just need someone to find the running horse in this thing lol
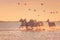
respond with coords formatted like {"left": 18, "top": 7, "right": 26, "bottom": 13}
{"left": 47, "top": 19, "right": 56, "bottom": 27}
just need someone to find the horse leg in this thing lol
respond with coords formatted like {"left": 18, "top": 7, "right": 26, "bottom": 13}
{"left": 26, "top": 26, "right": 28, "bottom": 30}
{"left": 31, "top": 27, "right": 33, "bottom": 30}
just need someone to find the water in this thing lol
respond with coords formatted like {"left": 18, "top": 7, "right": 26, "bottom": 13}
{"left": 0, "top": 31, "right": 60, "bottom": 40}
{"left": 0, "top": 21, "right": 60, "bottom": 40}
{"left": 0, "top": 21, "right": 60, "bottom": 28}
{"left": 55, "top": 22, "right": 60, "bottom": 26}
{"left": 0, "top": 22, "right": 20, "bottom": 28}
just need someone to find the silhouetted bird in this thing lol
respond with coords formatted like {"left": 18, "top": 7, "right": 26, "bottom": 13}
{"left": 28, "top": 8, "right": 31, "bottom": 11}
{"left": 41, "top": 3, "right": 44, "bottom": 6}
{"left": 24, "top": 3, "right": 27, "bottom": 6}
{"left": 56, "top": 11, "right": 58, "bottom": 13}
{"left": 18, "top": 2, "right": 20, "bottom": 5}
{"left": 50, "top": 11, "right": 56, "bottom": 14}
{"left": 34, "top": 9, "right": 36, "bottom": 12}
{"left": 50, "top": 11, "right": 53, "bottom": 14}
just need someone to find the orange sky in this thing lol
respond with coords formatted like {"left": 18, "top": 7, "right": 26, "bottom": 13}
{"left": 0, "top": 0, "right": 60, "bottom": 21}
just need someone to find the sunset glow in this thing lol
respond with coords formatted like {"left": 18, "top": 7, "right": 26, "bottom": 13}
{"left": 0, "top": 0, "right": 60, "bottom": 21}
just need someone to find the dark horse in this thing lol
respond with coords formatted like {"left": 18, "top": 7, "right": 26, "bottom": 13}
{"left": 19, "top": 19, "right": 44, "bottom": 30}
{"left": 47, "top": 19, "right": 56, "bottom": 27}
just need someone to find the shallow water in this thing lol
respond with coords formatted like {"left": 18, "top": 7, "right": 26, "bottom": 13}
{"left": 0, "top": 31, "right": 60, "bottom": 40}
{"left": 0, "top": 22, "right": 60, "bottom": 40}
{"left": 0, "top": 21, "right": 60, "bottom": 28}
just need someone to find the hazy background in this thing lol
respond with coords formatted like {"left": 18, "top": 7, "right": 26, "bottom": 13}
{"left": 0, "top": 0, "right": 60, "bottom": 21}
